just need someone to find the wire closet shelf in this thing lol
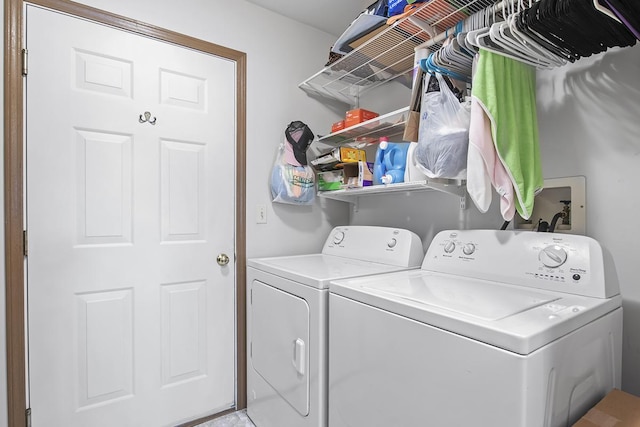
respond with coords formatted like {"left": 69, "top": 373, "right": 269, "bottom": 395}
{"left": 299, "top": 0, "right": 499, "bottom": 105}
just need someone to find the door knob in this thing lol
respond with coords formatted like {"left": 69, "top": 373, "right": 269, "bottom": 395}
{"left": 217, "top": 253, "right": 230, "bottom": 266}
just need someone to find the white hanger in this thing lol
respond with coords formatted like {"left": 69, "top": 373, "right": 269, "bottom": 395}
{"left": 472, "top": 0, "right": 569, "bottom": 68}
{"left": 593, "top": 0, "right": 622, "bottom": 24}
{"left": 467, "top": 2, "right": 548, "bottom": 68}
{"left": 489, "top": 21, "right": 555, "bottom": 68}
{"left": 484, "top": 2, "right": 551, "bottom": 67}
{"left": 490, "top": 1, "right": 565, "bottom": 68}
{"left": 466, "top": 5, "right": 495, "bottom": 48}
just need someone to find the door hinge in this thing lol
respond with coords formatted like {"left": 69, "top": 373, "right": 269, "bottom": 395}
{"left": 26, "top": 408, "right": 31, "bottom": 427}
{"left": 23, "top": 230, "right": 28, "bottom": 257}
{"left": 22, "top": 49, "right": 28, "bottom": 76}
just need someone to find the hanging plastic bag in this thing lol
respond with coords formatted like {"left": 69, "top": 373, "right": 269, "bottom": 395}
{"left": 415, "top": 72, "right": 470, "bottom": 180}
{"left": 270, "top": 141, "right": 315, "bottom": 205}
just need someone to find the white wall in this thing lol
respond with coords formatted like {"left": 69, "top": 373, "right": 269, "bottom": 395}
{"left": 0, "top": 1, "right": 348, "bottom": 426}
{"left": 354, "top": 43, "right": 640, "bottom": 395}
{"left": 536, "top": 44, "right": 640, "bottom": 395}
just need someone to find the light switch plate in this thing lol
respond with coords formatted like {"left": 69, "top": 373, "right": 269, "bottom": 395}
{"left": 256, "top": 204, "right": 267, "bottom": 224}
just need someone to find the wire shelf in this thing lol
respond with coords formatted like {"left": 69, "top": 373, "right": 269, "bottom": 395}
{"left": 318, "top": 107, "right": 409, "bottom": 146}
{"left": 299, "top": 0, "right": 498, "bottom": 105}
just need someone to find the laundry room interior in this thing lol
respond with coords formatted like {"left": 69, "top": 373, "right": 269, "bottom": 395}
{"left": 2, "top": 0, "right": 640, "bottom": 426}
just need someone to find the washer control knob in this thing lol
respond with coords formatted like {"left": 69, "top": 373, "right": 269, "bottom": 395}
{"left": 462, "top": 243, "right": 476, "bottom": 256}
{"left": 444, "top": 241, "right": 456, "bottom": 254}
{"left": 539, "top": 245, "right": 568, "bottom": 268}
{"left": 333, "top": 231, "right": 345, "bottom": 245}
{"left": 387, "top": 238, "right": 397, "bottom": 248}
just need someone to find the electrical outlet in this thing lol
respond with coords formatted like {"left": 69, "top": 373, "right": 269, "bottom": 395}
{"left": 256, "top": 204, "right": 267, "bottom": 224}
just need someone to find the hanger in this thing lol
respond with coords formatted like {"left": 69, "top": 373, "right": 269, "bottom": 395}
{"left": 489, "top": 22, "right": 555, "bottom": 68}
{"left": 513, "top": 3, "right": 579, "bottom": 63}
{"left": 508, "top": 19, "right": 566, "bottom": 65}
{"left": 592, "top": 0, "right": 622, "bottom": 24}
{"left": 418, "top": 30, "right": 474, "bottom": 82}
{"left": 489, "top": 1, "right": 566, "bottom": 68}
{"left": 420, "top": 54, "right": 471, "bottom": 83}
{"left": 469, "top": 10, "right": 548, "bottom": 68}
{"left": 484, "top": 2, "right": 550, "bottom": 67}
{"left": 466, "top": 0, "right": 564, "bottom": 68}
{"left": 457, "top": 32, "right": 476, "bottom": 54}
{"left": 506, "top": 12, "right": 567, "bottom": 66}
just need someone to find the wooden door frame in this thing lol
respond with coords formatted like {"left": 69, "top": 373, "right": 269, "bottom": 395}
{"left": 4, "top": 1, "right": 247, "bottom": 426}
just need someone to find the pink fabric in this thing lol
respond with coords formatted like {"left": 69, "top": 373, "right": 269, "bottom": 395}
{"left": 467, "top": 96, "right": 516, "bottom": 221}
{"left": 284, "top": 140, "right": 301, "bottom": 166}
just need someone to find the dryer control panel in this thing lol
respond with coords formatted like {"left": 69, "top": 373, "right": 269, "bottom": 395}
{"left": 322, "top": 226, "right": 424, "bottom": 268}
{"left": 423, "top": 230, "right": 619, "bottom": 299}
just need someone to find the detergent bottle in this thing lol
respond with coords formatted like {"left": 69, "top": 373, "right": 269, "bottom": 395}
{"left": 373, "top": 137, "right": 411, "bottom": 185}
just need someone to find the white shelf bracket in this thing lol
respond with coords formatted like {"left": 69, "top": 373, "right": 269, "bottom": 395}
{"left": 407, "top": 16, "right": 437, "bottom": 38}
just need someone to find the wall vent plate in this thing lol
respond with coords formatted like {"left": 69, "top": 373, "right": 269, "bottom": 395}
{"left": 513, "top": 176, "right": 586, "bottom": 235}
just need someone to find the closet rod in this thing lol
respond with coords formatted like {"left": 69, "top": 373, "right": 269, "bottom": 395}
{"left": 413, "top": 0, "right": 509, "bottom": 51}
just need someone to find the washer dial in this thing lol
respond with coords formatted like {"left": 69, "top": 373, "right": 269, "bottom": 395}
{"left": 333, "top": 231, "right": 345, "bottom": 245}
{"left": 539, "top": 245, "right": 568, "bottom": 268}
{"left": 444, "top": 241, "right": 456, "bottom": 254}
{"left": 462, "top": 243, "right": 476, "bottom": 256}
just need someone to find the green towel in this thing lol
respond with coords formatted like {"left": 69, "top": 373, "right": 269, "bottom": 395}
{"left": 472, "top": 49, "right": 543, "bottom": 220}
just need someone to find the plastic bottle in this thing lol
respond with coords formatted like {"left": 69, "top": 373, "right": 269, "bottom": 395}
{"left": 373, "top": 137, "right": 411, "bottom": 185}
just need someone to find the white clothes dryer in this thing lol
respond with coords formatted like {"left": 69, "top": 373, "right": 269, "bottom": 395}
{"left": 329, "top": 229, "right": 623, "bottom": 427}
{"left": 246, "top": 226, "right": 424, "bottom": 427}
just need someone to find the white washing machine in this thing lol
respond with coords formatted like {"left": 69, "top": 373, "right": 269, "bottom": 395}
{"left": 329, "top": 229, "right": 623, "bottom": 427}
{"left": 246, "top": 225, "right": 424, "bottom": 427}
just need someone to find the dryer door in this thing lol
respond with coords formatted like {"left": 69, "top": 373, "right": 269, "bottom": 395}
{"left": 251, "top": 280, "right": 310, "bottom": 416}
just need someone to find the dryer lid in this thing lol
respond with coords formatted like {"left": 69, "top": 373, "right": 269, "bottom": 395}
{"left": 248, "top": 254, "right": 411, "bottom": 289}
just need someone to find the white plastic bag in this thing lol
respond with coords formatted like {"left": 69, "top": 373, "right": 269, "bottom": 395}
{"left": 415, "top": 73, "right": 470, "bottom": 180}
{"left": 270, "top": 142, "right": 315, "bottom": 205}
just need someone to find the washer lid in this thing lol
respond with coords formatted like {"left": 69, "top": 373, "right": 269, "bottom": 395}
{"left": 330, "top": 270, "right": 622, "bottom": 355}
{"left": 363, "top": 273, "right": 556, "bottom": 321}
{"left": 247, "top": 254, "right": 413, "bottom": 289}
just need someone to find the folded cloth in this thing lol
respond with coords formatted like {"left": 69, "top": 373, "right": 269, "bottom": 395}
{"left": 471, "top": 49, "right": 543, "bottom": 220}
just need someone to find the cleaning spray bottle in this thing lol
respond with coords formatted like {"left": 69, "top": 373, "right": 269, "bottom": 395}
{"left": 373, "top": 137, "right": 411, "bottom": 185}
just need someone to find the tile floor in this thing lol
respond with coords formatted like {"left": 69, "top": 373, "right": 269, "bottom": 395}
{"left": 195, "top": 410, "right": 255, "bottom": 427}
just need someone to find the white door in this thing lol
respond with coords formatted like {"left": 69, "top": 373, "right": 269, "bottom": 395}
{"left": 25, "top": 5, "right": 237, "bottom": 426}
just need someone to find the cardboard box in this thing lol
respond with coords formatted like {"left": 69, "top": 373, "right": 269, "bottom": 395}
{"left": 339, "top": 147, "right": 366, "bottom": 163}
{"left": 311, "top": 147, "right": 366, "bottom": 171}
{"left": 331, "top": 120, "right": 345, "bottom": 133}
{"left": 573, "top": 389, "right": 640, "bottom": 426}
{"left": 345, "top": 108, "right": 379, "bottom": 128}
{"left": 317, "top": 170, "right": 343, "bottom": 191}
{"left": 343, "top": 161, "right": 373, "bottom": 188}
